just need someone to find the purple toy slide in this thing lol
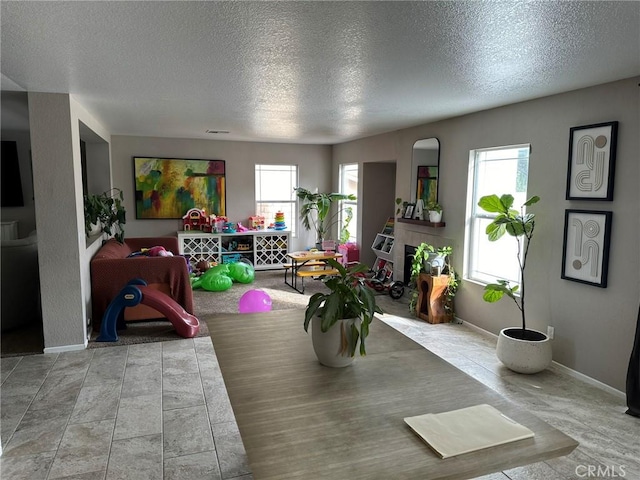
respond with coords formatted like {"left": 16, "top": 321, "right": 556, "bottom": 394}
{"left": 97, "top": 279, "right": 200, "bottom": 342}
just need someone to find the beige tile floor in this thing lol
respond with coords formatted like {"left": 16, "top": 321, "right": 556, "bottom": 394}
{"left": 1, "top": 295, "right": 639, "bottom": 479}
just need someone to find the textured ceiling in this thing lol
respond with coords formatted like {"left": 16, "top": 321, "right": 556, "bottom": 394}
{"left": 2, "top": 1, "right": 639, "bottom": 144}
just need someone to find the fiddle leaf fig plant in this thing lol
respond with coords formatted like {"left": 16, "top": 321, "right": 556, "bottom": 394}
{"left": 477, "top": 193, "right": 540, "bottom": 333}
{"left": 295, "top": 187, "right": 356, "bottom": 245}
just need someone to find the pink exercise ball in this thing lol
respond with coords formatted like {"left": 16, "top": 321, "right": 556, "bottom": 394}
{"left": 238, "top": 289, "right": 272, "bottom": 313}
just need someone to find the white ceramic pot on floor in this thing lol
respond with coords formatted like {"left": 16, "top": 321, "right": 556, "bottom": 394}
{"left": 496, "top": 327, "right": 552, "bottom": 374}
{"left": 312, "top": 317, "right": 360, "bottom": 368}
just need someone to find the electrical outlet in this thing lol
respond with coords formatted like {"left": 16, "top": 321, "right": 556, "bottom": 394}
{"left": 547, "top": 326, "right": 555, "bottom": 340}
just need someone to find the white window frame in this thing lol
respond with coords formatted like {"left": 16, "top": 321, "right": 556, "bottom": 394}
{"left": 464, "top": 144, "right": 531, "bottom": 288}
{"left": 339, "top": 163, "right": 358, "bottom": 244}
{"left": 255, "top": 164, "right": 298, "bottom": 236}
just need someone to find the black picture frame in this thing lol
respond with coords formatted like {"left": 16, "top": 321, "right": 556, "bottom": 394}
{"left": 403, "top": 203, "right": 416, "bottom": 219}
{"left": 566, "top": 121, "right": 618, "bottom": 201}
{"left": 561, "top": 209, "right": 612, "bottom": 288}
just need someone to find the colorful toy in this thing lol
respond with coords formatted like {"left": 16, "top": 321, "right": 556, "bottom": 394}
{"left": 273, "top": 211, "right": 286, "bottom": 230}
{"left": 196, "top": 260, "right": 211, "bottom": 272}
{"left": 238, "top": 289, "right": 272, "bottom": 313}
{"left": 97, "top": 279, "right": 199, "bottom": 341}
{"left": 146, "top": 245, "right": 173, "bottom": 257}
{"left": 182, "top": 208, "right": 215, "bottom": 232}
{"left": 236, "top": 222, "right": 249, "bottom": 232}
{"left": 249, "top": 215, "right": 265, "bottom": 230}
{"left": 214, "top": 216, "right": 228, "bottom": 233}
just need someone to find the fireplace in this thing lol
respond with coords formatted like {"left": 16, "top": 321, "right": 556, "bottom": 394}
{"left": 404, "top": 245, "right": 416, "bottom": 285}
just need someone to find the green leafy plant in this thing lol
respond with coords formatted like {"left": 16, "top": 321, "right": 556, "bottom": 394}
{"left": 426, "top": 201, "right": 442, "bottom": 213}
{"left": 295, "top": 187, "right": 356, "bottom": 245}
{"left": 408, "top": 243, "right": 456, "bottom": 314}
{"left": 304, "top": 259, "right": 382, "bottom": 357}
{"left": 477, "top": 193, "right": 540, "bottom": 333}
{"left": 84, "top": 188, "right": 126, "bottom": 243}
{"left": 395, "top": 197, "right": 408, "bottom": 217}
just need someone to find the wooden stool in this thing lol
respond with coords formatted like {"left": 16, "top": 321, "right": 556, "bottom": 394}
{"left": 416, "top": 273, "right": 452, "bottom": 324}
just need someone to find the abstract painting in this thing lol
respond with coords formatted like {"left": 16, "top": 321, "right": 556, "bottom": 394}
{"left": 566, "top": 121, "right": 618, "bottom": 200}
{"left": 416, "top": 166, "right": 438, "bottom": 207}
{"left": 134, "top": 157, "right": 226, "bottom": 219}
{"left": 561, "top": 209, "right": 612, "bottom": 288}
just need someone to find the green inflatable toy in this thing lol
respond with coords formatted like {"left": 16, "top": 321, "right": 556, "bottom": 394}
{"left": 191, "top": 264, "right": 233, "bottom": 291}
{"left": 201, "top": 272, "right": 233, "bottom": 292}
{"left": 228, "top": 261, "right": 255, "bottom": 284}
{"left": 207, "top": 264, "right": 231, "bottom": 277}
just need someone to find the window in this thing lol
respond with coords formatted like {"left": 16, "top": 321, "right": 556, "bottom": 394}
{"left": 465, "top": 144, "right": 530, "bottom": 286}
{"left": 255, "top": 164, "right": 297, "bottom": 236}
{"left": 339, "top": 163, "right": 358, "bottom": 243}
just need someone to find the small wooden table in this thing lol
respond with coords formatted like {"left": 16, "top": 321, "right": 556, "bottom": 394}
{"left": 284, "top": 250, "right": 342, "bottom": 293}
{"left": 416, "top": 273, "right": 453, "bottom": 323}
{"left": 206, "top": 310, "right": 578, "bottom": 480}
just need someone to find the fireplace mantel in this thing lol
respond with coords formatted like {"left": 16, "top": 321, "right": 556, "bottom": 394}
{"left": 397, "top": 218, "right": 445, "bottom": 228}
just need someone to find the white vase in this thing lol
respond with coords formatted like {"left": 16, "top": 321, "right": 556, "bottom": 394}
{"left": 428, "top": 210, "right": 442, "bottom": 223}
{"left": 311, "top": 316, "right": 361, "bottom": 367}
{"left": 89, "top": 222, "right": 101, "bottom": 236}
{"left": 496, "top": 327, "right": 552, "bottom": 374}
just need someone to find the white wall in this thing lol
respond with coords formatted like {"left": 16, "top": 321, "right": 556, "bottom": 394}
{"left": 361, "top": 162, "right": 396, "bottom": 267}
{"left": 28, "top": 92, "right": 112, "bottom": 350}
{"left": 334, "top": 77, "right": 640, "bottom": 391}
{"left": 110, "top": 135, "right": 333, "bottom": 252}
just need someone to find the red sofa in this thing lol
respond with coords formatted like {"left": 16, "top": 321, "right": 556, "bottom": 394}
{"left": 90, "top": 236, "right": 193, "bottom": 332}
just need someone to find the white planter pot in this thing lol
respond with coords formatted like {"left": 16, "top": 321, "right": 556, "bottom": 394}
{"left": 88, "top": 222, "right": 101, "bottom": 236}
{"left": 312, "top": 317, "right": 360, "bottom": 368}
{"left": 423, "top": 253, "right": 445, "bottom": 274}
{"left": 428, "top": 210, "right": 442, "bottom": 223}
{"left": 496, "top": 327, "right": 552, "bottom": 374}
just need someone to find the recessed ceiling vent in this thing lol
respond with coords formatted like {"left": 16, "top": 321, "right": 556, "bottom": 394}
{"left": 206, "top": 129, "right": 230, "bottom": 134}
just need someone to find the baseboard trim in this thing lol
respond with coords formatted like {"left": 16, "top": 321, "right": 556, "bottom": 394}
{"left": 459, "top": 318, "right": 625, "bottom": 400}
{"left": 44, "top": 339, "right": 88, "bottom": 354}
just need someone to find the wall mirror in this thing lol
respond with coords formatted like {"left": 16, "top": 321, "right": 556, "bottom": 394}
{"left": 411, "top": 138, "right": 440, "bottom": 209}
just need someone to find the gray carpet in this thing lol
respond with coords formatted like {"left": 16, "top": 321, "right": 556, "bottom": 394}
{"left": 87, "top": 269, "right": 331, "bottom": 348}
{"left": 192, "top": 269, "right": 329, "bottom": 317}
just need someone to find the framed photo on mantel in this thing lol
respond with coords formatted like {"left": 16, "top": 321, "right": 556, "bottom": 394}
{"left": 403, "top": 203, "right": 416, "bottom": 219}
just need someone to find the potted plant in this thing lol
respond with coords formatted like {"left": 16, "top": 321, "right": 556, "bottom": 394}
{"left": 84, "top": 188, "right": 126, "bottom": 243}
{"left": 395, "top": 197, "right": 408, "bottom": 218}
{"left": 426, "top": 201, "right": 443, "bottom": 223}
{"left": 408, "top": 242, "right": 456, "bottom": 316}
{"left": 295, "top": 187, "right": 356, "bottom": 248}
{"left": 478, "top": 193, "right": 551, "bottom": 374}
{"left": 304, "top": 259, "right": 382, "bottom": 367}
